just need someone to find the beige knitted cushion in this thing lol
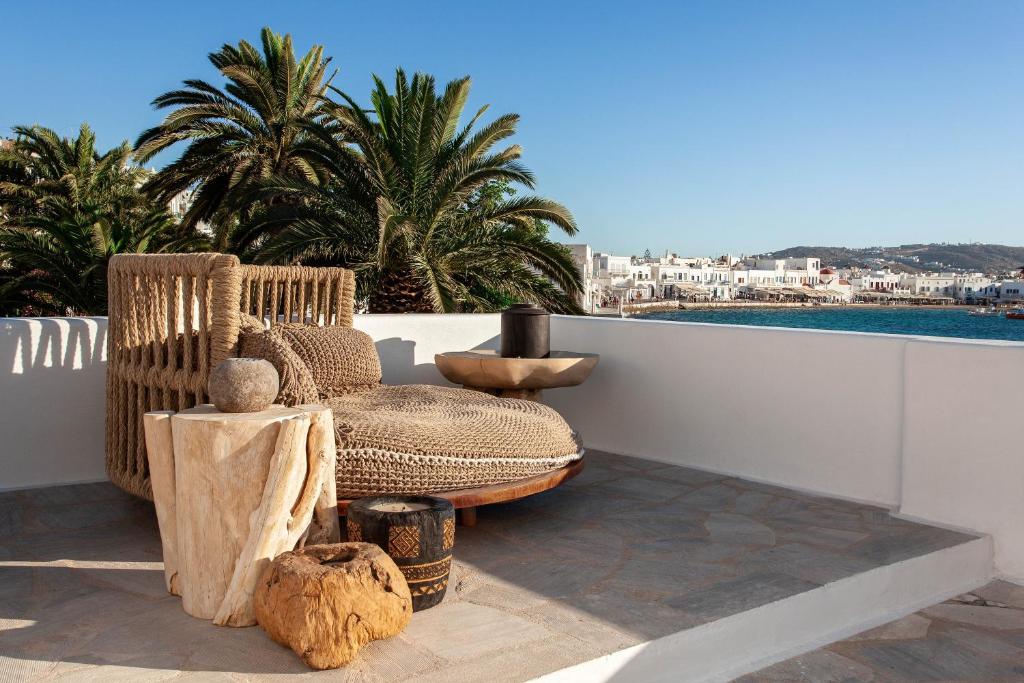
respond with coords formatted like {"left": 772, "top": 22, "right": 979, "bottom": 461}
{"left": 238, "top": 328, "right": 319, "bottom": 406}
{"left": 278, "top": 326, "right": 382, "bottom": 396}
{"left": 328, "top": 385, "right": 583, "bottom": 498}
{"left": 239, "top": 312, "right": 266, "bottom": 335}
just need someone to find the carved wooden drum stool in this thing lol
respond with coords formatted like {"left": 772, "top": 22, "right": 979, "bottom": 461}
{"left": 346, "top": 496, "right": 456, "bottom": 611}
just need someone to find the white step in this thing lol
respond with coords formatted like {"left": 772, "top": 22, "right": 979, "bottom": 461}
{"left": 535, "top": 535, "right": 993, "bottom": 683}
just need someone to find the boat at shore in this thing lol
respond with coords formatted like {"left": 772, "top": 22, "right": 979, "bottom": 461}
{"left": 1006, "top": 308, "right": 1024, "bottom": 320}
{"left": 969, "top": 306, "right": 1001, "bottom": 317}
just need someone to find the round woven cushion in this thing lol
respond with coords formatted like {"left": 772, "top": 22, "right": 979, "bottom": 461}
{"left": 328, "top": 385, "right": 583, "bottom": 498}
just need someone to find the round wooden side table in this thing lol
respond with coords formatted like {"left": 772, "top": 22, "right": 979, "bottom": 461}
{"left": 433, "top": 349, "right": 599, "bottom": 403}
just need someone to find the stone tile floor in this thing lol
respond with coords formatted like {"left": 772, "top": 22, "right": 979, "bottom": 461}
{"left": 742, "top": 580, "right": 1024, "bottom": 682}
{"left": 0, "top": 450, "right": 978, "bottom": 682}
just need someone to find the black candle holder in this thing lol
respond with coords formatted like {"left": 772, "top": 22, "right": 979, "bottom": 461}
{"left": 345, "top": 496, "right": 455, "bottom": 611}
{"left": 500, "top": 303, "right": 550, "bottom": 358}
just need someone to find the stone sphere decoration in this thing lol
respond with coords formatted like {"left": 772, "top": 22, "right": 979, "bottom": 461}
{"left": 346, "top": 496, "right": 455, "bottom": 611}
{"left": 254, "top": 543, "right": 412, "bottom": 670}
{"left": 207, "top": 358, "right": 279, "bottom": 413}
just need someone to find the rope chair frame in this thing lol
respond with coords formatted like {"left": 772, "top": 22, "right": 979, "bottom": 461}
{"left": 106, "top": 253, "right": 355, "bottom": 499}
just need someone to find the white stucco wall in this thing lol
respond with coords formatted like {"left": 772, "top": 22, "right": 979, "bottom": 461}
{"left": 352, "top": 313, "right": 500, "bottom": 385}
{"left": 547, "top": 315, "right": 1024, "bottom": 580}
{"left": 0, "top": 314, "right": 496, "bottom": 491}
{"left": 1, "top": 312, "right": 1021, "bottom": 578}
{"left": 900, "top": 340, "right": 1024, "bottom": 580}
{"left": 547, "top": 316, "right": 907, "bottom": 507}
{"left": 0, "top": 318, "right": 109, "bottom": 490}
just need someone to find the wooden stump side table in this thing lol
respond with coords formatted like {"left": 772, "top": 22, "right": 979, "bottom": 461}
{"left": 143, "top": 404, "right": 341, "bottom": 627}
{"left": 434, "top": 349, "right": 599, "bottom": 403}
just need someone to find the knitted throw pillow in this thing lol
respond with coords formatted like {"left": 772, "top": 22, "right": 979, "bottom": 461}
{"left": 278, "top": 326, "right": 382, "bottom": 397}
{"left": 238, "top": 328, "right": 319, "bottom": 406}
{"left": 238, "top": 312, "right": 266, "bottom": 335}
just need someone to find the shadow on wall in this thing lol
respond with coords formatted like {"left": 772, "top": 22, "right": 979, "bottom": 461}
{"left": 373, "top": 334, "right": 499, "bottom": 386}
{"left": 0, "top": 318, "right": 109, "bottom": 489}
{"left": 3, "top": 317, "right": 106, "bottom": 375}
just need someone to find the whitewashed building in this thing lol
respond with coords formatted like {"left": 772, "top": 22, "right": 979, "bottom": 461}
{"left": 951, "top": 274, "right": 992, "bottom": 302}
{"left": 901, "top": 273, "right": 956, "bottom": 297}
{"left": 979, "top": 280, "right": 1024, "bottom": 303}
{"left": 563, "top": 244, "right": 598, "bottom": 312}
{"left": 592, "top": 253, "right": 631, "bottom": 284}
{"left": 849, "top": 270, "right": 903, "bottom": 293}
{"left": 571, "top": 247, "right": 828, "bottom": 305}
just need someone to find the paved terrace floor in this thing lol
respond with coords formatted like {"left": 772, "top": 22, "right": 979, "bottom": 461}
{"left": 0, "top": 450, "right": 979, "bottom": 682}
{"left": 743, "top": 580, "right": 1024, "bottom": 682}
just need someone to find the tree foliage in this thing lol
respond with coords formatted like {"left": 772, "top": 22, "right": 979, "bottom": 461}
{"left": 134, "top": 27, "right": 336, "bottom": 249}
{"left": 0, "top": 124, "right": 203, "bottom": 315}
{"left": 246, "top": 69, "right": 583, "bottom": 313}
{"left": 2, "top": 29, "right": 585, "bottom": 316}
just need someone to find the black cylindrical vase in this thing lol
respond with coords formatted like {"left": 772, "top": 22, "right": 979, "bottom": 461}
{"left": 500, "top": 303, "right": 550, "bottom": 358}
{"left": 345, "top": 496, "right": 455, "bottom": 611}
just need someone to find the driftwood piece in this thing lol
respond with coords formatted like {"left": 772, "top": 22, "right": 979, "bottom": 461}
{"left": 298, "top": 405, "right": 341, "bottom": 546}
{"left": 254, "top": 543, "right": 412, "bottom": 670}
{"left": 142, "top": 411, "right": 179, "bottom": 595}
{"left": 213, "top": 405, "right": 339, "bottom": 626}
{"left": 213, "top": 412, "right": 311, "bottom": 626}
{"left": 145, "top": 404, "right": 340, "bottom": 626}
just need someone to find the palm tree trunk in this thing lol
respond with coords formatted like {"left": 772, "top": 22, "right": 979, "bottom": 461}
{"left": 368, "top": 269, "right": 436, "bottom": 313}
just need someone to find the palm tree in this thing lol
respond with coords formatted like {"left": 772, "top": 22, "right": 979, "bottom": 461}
{"left": 0, "top": 124, "right": 203, "bottom": 315}
{"left": 248, "top": 69, "right": 584, "bottom": 313}
{"left": 134, "top": 27, "right": 335, "bottom": 249}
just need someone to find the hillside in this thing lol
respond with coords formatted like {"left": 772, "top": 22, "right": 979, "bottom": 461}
{"left": 757, "top": 244, "right": 1024, "bottom": 275}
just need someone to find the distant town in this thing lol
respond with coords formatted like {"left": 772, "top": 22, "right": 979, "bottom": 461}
{"left": 562, "top": 244, "right": 1024, "bottom": 314}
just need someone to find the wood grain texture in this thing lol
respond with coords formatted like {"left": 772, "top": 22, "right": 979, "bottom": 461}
{"left": 213, "top": 413, "right": 312, "bottom": 626}
{"left": 434, "top": 350, "right": 599, "bottom": 390}
{"left": 297, "top": 405, "right": 341, "bottom": 546}
{"left": 254, "top": 543, "right": 411, "bottom": 669}
{"left": 145, "top": 404, "right": 340, "bottom": 626}
{"left": 143, "top": 411, "right": 179, "bottom": 595}
{"left": 172, "top": 405, "right": 305, "bottom": 620}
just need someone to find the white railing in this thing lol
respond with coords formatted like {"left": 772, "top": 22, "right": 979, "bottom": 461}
{"left": 2, "top": 313, "right": 1022, "bottom": 580}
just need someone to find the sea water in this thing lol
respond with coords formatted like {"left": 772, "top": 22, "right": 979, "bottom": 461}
{"left": 637, "top": 307, "right": 1024, "bottom": 342}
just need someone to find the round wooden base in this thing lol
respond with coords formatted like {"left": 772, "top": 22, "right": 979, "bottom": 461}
{"left": 338, "top": 458, "right": 585, "bottom": 527}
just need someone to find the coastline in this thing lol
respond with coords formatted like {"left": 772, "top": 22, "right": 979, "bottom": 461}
{"left": 608, "top": 303, "right": 1024, "bottom": 342}
{"left": 598, "top": 301, "right": 973, "bottom": 317}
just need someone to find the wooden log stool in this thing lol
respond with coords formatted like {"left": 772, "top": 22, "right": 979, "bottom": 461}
{"left": 254, "top": 543, "right": 412, "bottom": 670}
{"left": 143, "top": 404, "right": 341, "bottom": 626}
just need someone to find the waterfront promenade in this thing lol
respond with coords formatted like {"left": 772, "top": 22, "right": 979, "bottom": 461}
{"left": 600, "top": 300, "right": 965, "bottom": 317}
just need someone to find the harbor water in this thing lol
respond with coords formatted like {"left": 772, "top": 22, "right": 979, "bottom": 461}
{"left": 637, "top": 306, "right": 1024, "bottom": 342}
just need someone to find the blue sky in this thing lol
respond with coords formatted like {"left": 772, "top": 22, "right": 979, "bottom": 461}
{"left": 2, "top": 1, "right": 1021, "bottom": 255}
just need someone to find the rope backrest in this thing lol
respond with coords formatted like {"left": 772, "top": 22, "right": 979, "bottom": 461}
{"left": 106, "top": 253, "right": 242, "bottom": 498}
{"left": 239, "top": 264, "right": 355, "bottom": 329}
{"left": 106, "top": 254, "right": 356, "bottom": 499}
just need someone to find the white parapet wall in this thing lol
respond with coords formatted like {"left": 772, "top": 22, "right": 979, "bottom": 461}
{"left": 547, "top": 315, "right": 1024, "bottom": 581}
{"left": 547, "top": 316, "right": 907, "bottom": 506}
{"left": 0, "top": 317, "right": 109, "bottom": 490}
{"left": 0, "top": 314, "right": 497, "bottom": 491}
{"left": 1, "top": 312, "right": 1021, "bottom": 579}
{"left": 899, "top": 339, "right": 1024, "bottom": 581}
{"left": 352, "top": 313, "right": 500, "bottom": 385}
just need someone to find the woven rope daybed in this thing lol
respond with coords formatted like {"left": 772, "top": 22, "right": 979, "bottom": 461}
{"left": 106, "top": 253, "right": 582, "bottom": 502}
